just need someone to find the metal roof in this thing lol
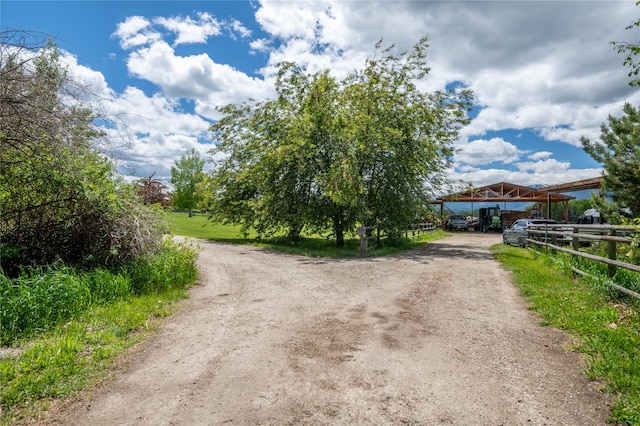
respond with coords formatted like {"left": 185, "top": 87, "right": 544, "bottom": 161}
{"left": 432, "top": 182, "right": 575, "bottom": 204}
{"left": 537, "top": 176, "right": 603, "bottom": 193}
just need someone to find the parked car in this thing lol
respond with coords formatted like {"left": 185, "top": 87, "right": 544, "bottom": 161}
{"left": 577, "top": 208, "right": 605, "bottom": 224}
{"left": 502, "top": 218, "right": 558, "bottom": 246}
{"left": 446, "top": 214, "right": 469, "bottom": 231}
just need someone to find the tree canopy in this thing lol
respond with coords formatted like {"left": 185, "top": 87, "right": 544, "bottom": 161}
{"left": 136, "top": 173, "right": 172, "bottom": 208}
{"left": 581, "top": 103, "right": 640, "bottom": 219}
{"left": 170, "top": 148, "right": 205, "bottom": 215}
{"left": 582, "top": 7, "right": 640, "bottom": 222}
{"left": 203, "top": 37, "right": 473, "bottom": 246}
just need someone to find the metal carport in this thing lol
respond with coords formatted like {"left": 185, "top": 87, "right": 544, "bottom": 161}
{"left": 431, "top": 182, "right": 575, "bottom": 222}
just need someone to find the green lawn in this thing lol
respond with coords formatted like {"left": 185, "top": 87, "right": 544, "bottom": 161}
{"left": 166, "top": 212, "right": 251, "bottom": 240}
{"left": 165, "top": 211, "right": 446, "bottom": 257}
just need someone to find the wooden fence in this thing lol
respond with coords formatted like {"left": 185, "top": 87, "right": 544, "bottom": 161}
{"left": 404, "top": 222, "right": 438, "bottom": 239}
{"left": 524, "top": 224, "right": 640, "bottom": 300}
{"left": 357, "top": 222, "right": 436, "bottom": 255}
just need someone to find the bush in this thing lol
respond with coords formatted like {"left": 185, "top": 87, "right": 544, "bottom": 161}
{"left": 0, "top": 32, "right": 169, "bottom": 275}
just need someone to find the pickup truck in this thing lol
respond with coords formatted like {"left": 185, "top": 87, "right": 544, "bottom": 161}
{"left": 446, "top": 214, "right": 468, "bottom": 231}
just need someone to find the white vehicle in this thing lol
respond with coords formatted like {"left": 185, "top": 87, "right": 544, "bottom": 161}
{"left": 577, "top": 208, "right": 604, "bottom": 224}
{"left": 502, "top": 218, "right": 558, "bottom": 246}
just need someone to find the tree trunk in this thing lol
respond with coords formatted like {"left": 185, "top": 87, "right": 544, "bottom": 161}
{"left": 288, "top": 224, "right": 302, "bottom": 242}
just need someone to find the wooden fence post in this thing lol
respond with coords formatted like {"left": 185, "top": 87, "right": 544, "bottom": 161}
{"left": 572, "top": 227, "right": 579, "bottom": 251}
{"left": 608, "top": 228, "right": 617, "bottom": 277}
{"left": 549, "top": 225, "right": 557, "bottom": 254}
{"left": 357, "top": 226, "right": 368, "bottom": 255}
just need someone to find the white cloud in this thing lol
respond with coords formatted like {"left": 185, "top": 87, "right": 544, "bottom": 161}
{"left": 528, "top": 151, "right": 552, "bottom": 161}
{"left": 452, "top": 164, "right": 603, "bottom": 188}
{"left": 91, "top": 2, "right": 637, "bottom": 187}
{"left": 516, "top": 158, "right": 571, "bottom": 174}
{"left": 254, "top": 1, "right": 373, "bottom": 79}
{"left": 76, "top": 85, "right": 215, "bottom": 181}
{"left": 456, "top": 138, "right": 522, "bottom": 166}
{"left": 61, "top": 52, "right": 113, "bottom": 101}
{"left": 113, "top": 15, "right": 150, "bottom": 39}
{"left": 155, "top": 12, "right": 222, "bottom": 46}
{"left": 112, "top": 87, "right": 210, "bottom": 135}
{"left": 115, "top": 132, "right": 213, "bottom": 181}
{"left": 124, "top": 40, "right": 272, "bottom": 117}
{"left": 231, "top": 19, "right": 252, "bottom": 38}
{"left": 254, "top": 1, "right": 327, "bottom": 40}
{"left": 253, "top": 0, "right": 638, "bottom": 140}
{"left": 249, "top": 38, "right": 271, "bottom": 54}
{"left": 112, "top": 16, "right": 160, "bottom": 49}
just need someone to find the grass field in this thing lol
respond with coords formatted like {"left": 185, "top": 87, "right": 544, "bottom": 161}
{"left": 0, "top": 239, "right": 200, "bottom": 424}
{"left": 165, "top": 212, "right": 445, "bottom": 257}
{"left": 166, "top": 212, "right": 250, "bottom": 240}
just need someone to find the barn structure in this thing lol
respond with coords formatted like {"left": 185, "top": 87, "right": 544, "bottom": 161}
{"left": 431, "top": 177, "right": 604, "bottom": 228}
{"left": 431, "top": 181, "right": 576, "bottom": 225}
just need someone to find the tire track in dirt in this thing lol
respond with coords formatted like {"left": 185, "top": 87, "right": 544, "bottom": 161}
{"left": 47, "top": 233, "right": 610, "bottom": 425}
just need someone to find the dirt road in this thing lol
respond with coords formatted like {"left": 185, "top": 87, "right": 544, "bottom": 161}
{"left": 53, "top": 233, "right": 610, "bottom": 425}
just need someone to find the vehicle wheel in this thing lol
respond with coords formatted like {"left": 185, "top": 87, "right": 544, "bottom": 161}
{"left": 503, "top": 235, "right": 508, "bottom": 245}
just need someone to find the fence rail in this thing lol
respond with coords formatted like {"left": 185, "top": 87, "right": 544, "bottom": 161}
{"left": 404, "top": 222, "right": 438, "bottom": 239}
{"left": 524, "top": 223, "right": 640, "bottom": 299}
{"left": 357, "top": 222, "right": 436, "bottom": 255}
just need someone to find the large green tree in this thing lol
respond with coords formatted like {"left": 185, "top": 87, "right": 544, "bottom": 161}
{"left": 170, "top": 148, "right": 205, "bottom": 216}
{"left": 204, "top": 37, "right": 473, "bottom": 246}
{"left": 581, "top": 103, "right": 640, "bottom": 219}
{"left": 1, "top": 31, "right": 167, "bottom": 273}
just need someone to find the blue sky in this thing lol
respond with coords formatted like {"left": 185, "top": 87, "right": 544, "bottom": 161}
{"left": 3, "top": 1, "right": 639, "bottom": 194}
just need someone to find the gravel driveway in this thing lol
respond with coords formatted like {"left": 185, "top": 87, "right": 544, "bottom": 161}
{"left": 52, "top": 233, "right": 610, "bottom": 425}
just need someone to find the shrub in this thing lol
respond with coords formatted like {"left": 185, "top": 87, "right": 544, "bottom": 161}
{"left": 0, "top": 32, "right": 169, "bottom": 274}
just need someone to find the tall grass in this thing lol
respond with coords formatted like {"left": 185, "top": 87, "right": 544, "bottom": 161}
{"left": 0, "top": 237, "right": 199, "bottom": 423}
{"left": 0, "top": 266, "right": 93, "bottom": 344}
{"left": 126, "top": 238, "right": 200, "bottom": 294}
{"left": 551, "top": 249, "right": 640, "bottom": 298}
{"left": 0, "top": 238, "right": 199, "bottom": 345}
